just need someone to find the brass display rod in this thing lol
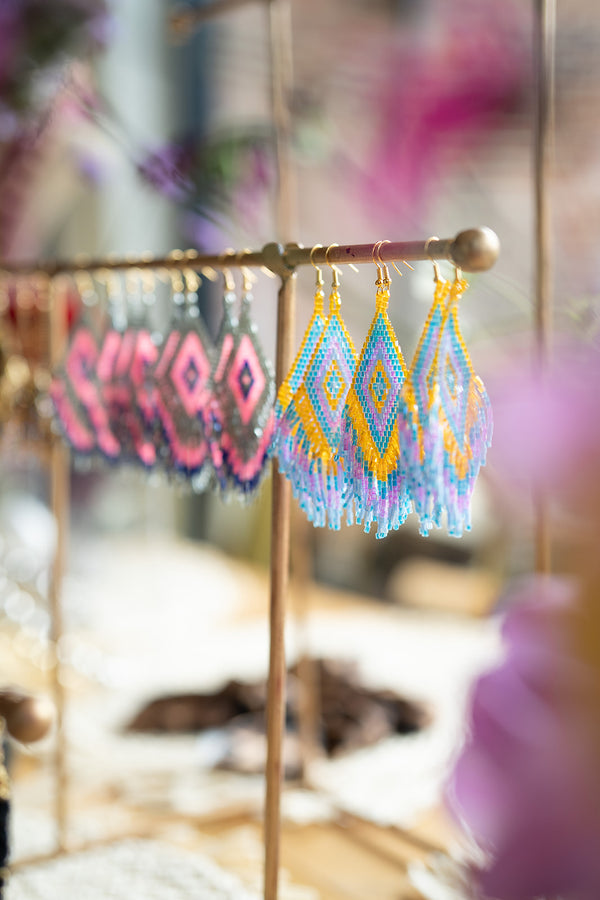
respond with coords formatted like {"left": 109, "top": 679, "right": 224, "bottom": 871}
{"left": 0, "top": 227, "right": 500, "bottom": 279}
{"left": 533, "top": 0, "right": 556, "bottom": 575}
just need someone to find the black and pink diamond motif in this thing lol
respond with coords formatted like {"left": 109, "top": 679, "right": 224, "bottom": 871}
{"left": 210, "top": 291, "right": 275, "bottom": 496}
{"left": 154, "top": 318, "right": 214, "bottom": 477}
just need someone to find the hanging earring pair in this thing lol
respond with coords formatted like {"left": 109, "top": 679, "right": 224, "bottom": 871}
{"left": 398, "top": 244, "right": 493, "bottom": 536}
{"left": 340, "top": 241, "right": 411, "bottom": 538}
{"left": 275, "top": 245, "right": 357, "bottom": 529}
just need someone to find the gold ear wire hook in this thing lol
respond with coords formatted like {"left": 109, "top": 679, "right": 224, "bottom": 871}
{"left": 374, "top": 240, "right": 390, "bottom": 283}
{"left": 221, "top": 249, "right": 237, "bottom": 292}
{"left": 378, "top": 240, "right": 405, "bottom": 277}
{"left": 325, "top": 243, "right": 340, "bottom": 287}
{"left": 242, "top": 266, "right": 255, "bottom": 293}
{"left": 73, "top": 270, "right": 96, "bottom": 306}
{"left": 140, "top": 267, "right": 156, "bottom": 295}
{"left": 183, "top": 267, "right": 200, "bottom": 294}
{"left": 201, "top": 266, "right": 218, "bottom": 282}
{"left": 310, "top": 244, "right": 324, "bottom": 286}
{"left": 125, "top": 267, "right": 140, "bottom": 297}
{"left": 223, "top": 268, "right": 236, "bottom": 292}
{"left": 372, "top": 240, "right": 383, "bottom": 283}
{"left": 424, "top": 235, "right": 441, "bottom": 282}
{"left": 169, "top": 267, "right": 185, "bottom": 295}
{"left": 96, "top": 267, "right": 121, "bottom": 300}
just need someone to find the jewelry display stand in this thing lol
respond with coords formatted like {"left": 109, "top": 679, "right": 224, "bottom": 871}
{"left": 0, "top": 0, "right": 557, "bottom": 894}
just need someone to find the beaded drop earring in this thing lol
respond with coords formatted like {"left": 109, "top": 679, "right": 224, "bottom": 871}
{"left": 209, "top": 267, "right": 275, "bottom": 499}
{"left": 276, "top": 245, "right": 357, "bottom": 529}
{"left": 340, "top": 242, "right": 411, "bottom": 538}
{"left": 398, "top": 250, "right": 493, "bottom": 536}
{"left": 435, "top": 267, "right": 493, "bottom": 534}
{"left": 153, "top": 268, "right": 214, "bottom": 486}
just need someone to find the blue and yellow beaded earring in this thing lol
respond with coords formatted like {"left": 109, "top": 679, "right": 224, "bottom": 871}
{"left": 340, "top": 242, "right": 411, "bottom": 538}
{"left": 398, "top": 247, "right": 493, "bottom": 536}
{"left": 276, "top": 245, "right": 357, "bottom": 529}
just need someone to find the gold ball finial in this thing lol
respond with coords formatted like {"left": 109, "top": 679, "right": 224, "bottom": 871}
{"left": 449, "top": 227, "right": 500, "bottom": 273}
{"left": 1, "top": 692, "right": 54, "bottom": 743}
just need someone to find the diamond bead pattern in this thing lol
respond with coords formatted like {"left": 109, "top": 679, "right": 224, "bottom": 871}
{"left": 209, "top": 289, "right": 275, "bottom": 498}
{"left": 154, "top": 311, "right": 214, "bottom": 481}
{"left": 340, "top": 277, "right": 410, "bottom": 537}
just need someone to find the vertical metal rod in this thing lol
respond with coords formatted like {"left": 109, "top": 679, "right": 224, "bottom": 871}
{"left": 533, "top": 0, "right": 556, "bottom": 575}
{"left": 264, "top": 272, "right": 296, "bottom": 900}
{"left": 267, "top": 0, "right": 296, "bottom": 242}
{"left": 48, "top": 278, "right": 70, "bottom": 851}
{"left": 264, "top": 2, "right": 297, "bottom": 899}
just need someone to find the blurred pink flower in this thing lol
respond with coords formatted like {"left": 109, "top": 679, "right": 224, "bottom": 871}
{"left": 358, "top": 0, "right": 529, "bottom": 225}
{"left": 447, "top": 576, "right": 600, "bottom": 900}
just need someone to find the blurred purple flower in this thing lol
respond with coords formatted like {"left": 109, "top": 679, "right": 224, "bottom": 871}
{"left": 489, "top": 346, "right": 600, "bottom": 496}
{"left": 182, "top": 211, "right": 229, "bottom": 254}
{"left": 82, "top": 5, "right": 116, "bottom": 49}
{"left": 447, "top": 576, "right": 600, "bottom": 900}
{"left": 74, "top": 148, "right": 107, "bottom": 186}
{"left": 137, "top": 141, "right": 194, "bottom": 202}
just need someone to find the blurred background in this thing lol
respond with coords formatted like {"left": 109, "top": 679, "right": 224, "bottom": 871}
{"left": 0, "top": 1, "right": 599, "bottom": 898}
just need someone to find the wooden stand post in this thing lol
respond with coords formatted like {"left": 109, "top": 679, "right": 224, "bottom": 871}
{"left": 264, "top": 271, "right": 296, "bottom": 900}
{"left": 48, "top": 278, "right": 70, "bottom": 852}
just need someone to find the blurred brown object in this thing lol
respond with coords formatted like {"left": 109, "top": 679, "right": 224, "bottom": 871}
{"left": 386, "top": 557, "right": 500, "bottom": 617}
{"left": 0, "top": 688, "right": 54, "bottom": 744}
{"left": 126, "top": 658, "right": 430, "bottom": 769}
